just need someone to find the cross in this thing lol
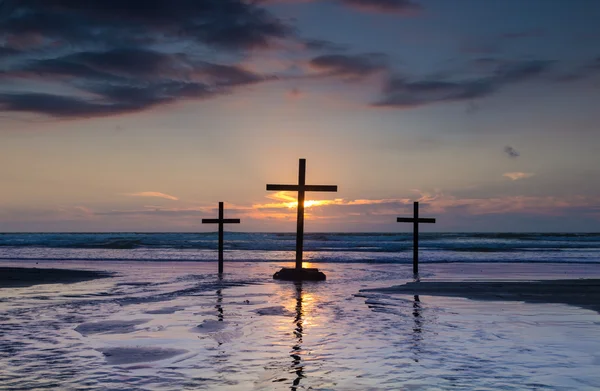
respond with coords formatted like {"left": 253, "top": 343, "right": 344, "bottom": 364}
{"left": 267, "top": 158, "right": 337, "bottom": 269}
{"left": 202, "top": 202, "right": 240, "bottom": 274}
{"left": 397, "top": 201, "right": 436, "bottom": 275}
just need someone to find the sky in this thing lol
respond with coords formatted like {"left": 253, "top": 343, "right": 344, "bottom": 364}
{"left": 0, "top": 0, "right": 599, "bottom": 232}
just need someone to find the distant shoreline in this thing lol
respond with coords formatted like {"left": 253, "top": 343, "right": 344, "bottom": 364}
{"left": 363, "top": 279, "right": 600, "bottom": 314}
{"left": 0, "top": 267, "right": 113, "bottom": 288}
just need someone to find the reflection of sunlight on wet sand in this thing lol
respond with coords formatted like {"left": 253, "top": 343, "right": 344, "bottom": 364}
{"left": 268, "top": 282, "right": 326, "bottom": 390}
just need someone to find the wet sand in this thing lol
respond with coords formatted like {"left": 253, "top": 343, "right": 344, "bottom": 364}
{"left": 364, "top": 279, "right": 600, "bottom": 313}
{"left": 2, "top": 262, "right": 600, "bottom": 390}
{"left": 0, "top": 266, "right": 112, "bottom": 288}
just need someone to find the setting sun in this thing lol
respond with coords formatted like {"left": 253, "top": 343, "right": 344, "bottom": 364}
{"left": 286, "top": 199, "right": 331, "bottom": 209}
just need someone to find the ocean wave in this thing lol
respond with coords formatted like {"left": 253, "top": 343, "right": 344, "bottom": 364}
{"left": 1, "top": 233, "right": 599, "bottom": 264}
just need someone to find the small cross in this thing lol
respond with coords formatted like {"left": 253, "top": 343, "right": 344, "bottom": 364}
{"left": 267, "top": 158, "right": 337, "bottom": 269}
{"left": 202, "top": 202, "right": 240, "bottom": 274}
{"left": 397, "top": 201, "right": 436, "bottom": 275}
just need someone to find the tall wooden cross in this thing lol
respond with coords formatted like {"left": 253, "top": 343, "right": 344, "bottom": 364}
{"left": 267, "top": 158, "right": 337, "bottom": 269}
{"left": 397, "top": 201, "right": 436, "bottom": 275}
{"left": 202, "top": 202, "right": 240, "bottom": 274}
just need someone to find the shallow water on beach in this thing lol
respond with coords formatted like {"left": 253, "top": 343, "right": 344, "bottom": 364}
{"left": 1, "top": 261, "right": 600, "bottom": 390}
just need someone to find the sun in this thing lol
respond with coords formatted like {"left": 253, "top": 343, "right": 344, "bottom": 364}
{"left": 285, "top": 199, "right": 329, "bottom": 209}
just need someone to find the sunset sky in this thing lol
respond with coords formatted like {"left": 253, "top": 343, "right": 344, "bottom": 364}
{"left": 1, "top": 0, "right": 599, "bottom": 232}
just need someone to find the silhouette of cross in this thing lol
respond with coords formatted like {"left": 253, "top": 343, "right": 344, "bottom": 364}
{"left": 397, "top": 201, "right": 436, "bottom": 275}
{"left": 267, "top": 158, "right": 337, "bottom": 269}
{"left": 202, "top": 202, "right": 240, "bottom": 274}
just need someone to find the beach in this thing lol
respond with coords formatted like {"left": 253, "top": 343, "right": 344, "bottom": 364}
{"left": 2, "top": 259, "right": 600, "bottom": 390}
{"left": 0, "top": 266, "right": 112, "bottom": 288}
{"left": 364, "top": 279, "right": 600, "bottom": 314}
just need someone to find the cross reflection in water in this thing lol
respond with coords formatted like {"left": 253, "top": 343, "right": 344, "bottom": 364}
{"left": 216, "top": 288, "right": 223, "bottom": 322}
{"left": 291, "top": 282, "right": 305, "bottom": 391}
{"left": 216, "top": 275, "right": 224, "bottom": 322}
{"left": 411, "top": 295, "right": 423, "bottom": 362}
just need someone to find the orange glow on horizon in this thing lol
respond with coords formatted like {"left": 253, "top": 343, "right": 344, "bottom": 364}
{"left": 286, "top": 199, "right": 333, "bottom": 209}
{"left": 259, "top": 191, "right": 338, "bottom": 210}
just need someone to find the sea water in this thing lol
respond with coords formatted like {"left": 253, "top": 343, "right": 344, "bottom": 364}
{"left": 1, "top": 232, "right": 599, "bottom": 264}
{"left": 1, "top": 233, "right": 600, "bottom": 390}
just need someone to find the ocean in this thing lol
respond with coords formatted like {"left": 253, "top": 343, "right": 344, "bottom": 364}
{"left": 1, "top": 232, "right": 599, "bottom": 264}
{"left": 1, "top": 233, "right": 600, "bottom": 390}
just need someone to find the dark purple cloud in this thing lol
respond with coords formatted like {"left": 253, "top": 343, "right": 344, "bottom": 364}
{"left": 339, "top": 0, "right": 422, "bottom": 13}
{"left": 309, "top": 53, "right": 388, "bottom": 79}
{"left": 0, "top": 46, "right": 20, "bottom": 58}
{"left": 374, "top": 60, "right": 553, "bottom": 108}
{"left": 504, "top": 146, "right": 520, "bottom": 158}
{"left": 302, "top": 38, "right": 347, "bottom": 52}
{"left": 0, "top": 1, "right": 285, "bottom": 118}
{"left": 0, "top": 46, "right": 269, "bottom": 118}
{"left": 262, "top": 0, "right": 421, "bottom": 14}
{"left": 0, "top": 92, "right": 153, "bottom": 118}
{"left": 554, "top": 57, "right": 600, "bottom": 82}
{"left": 0, "top": 0, "right": 291, "bottom": 50}
{"left": 376, "top": 78, "right": 495, "bottom": 108}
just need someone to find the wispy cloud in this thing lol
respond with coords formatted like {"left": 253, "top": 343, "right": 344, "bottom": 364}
{"left": 503, "top": 172, "right": 535, "bottom": 181}
{"left": 338, "top": 0, "right": 422, "bottom": 14}
{"left": 7, "top": 192, "right": 597, "bottom": 232}
{"left": 249, "top": 190, "right": 600, "bottom": 221}
{"left": 263, "top": 0, "right": 423, "bottom": 14}
{"left": 373, "top": 60, "right": 553, "bottom": 109}
{"left": 308, "top": 53, "right": 388, "bottom": 80}
{"left": 504, "top": 145, "right": 520, "bottom": 158}
{"left": 125, "top": 192, "right": 179, "bottom": 201}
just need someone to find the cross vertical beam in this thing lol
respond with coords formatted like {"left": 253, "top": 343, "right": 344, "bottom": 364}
{"left": 218, "top": 202, "right": 224, "bottom": 272}
{"left": 413, "top": 201, "right": 418, "bottom": 271}
{"left": 267, "top": 158, "right": 337, "bottom": 271}
{"left": 202, "top": 202, "right": 241, "bottom": 274}
{"left": 295, "top": 159, "right": 306, "bottom": 269}
{"left": 397, "top": 201, "right": 436, "bottom": 275}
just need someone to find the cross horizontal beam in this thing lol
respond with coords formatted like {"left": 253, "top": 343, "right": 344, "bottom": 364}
{"left": 266, "top": 184, "right": 338, "bottom": 192}
{"left": 202, "top": 218, "right": 241, "bottom": 224}
{"left": 397, "top": 217, "right": 436, "bottom": 223}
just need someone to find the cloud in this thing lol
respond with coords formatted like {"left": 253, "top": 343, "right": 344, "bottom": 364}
{"left": 8, "top": 192, "right": 597, "bottom": 231}
{"left": 0, "top": 47, "right": 272, "bottom": 118}
{"left": 125, "top": 192, "right": 179, "bottom": 201}
{"left": 286, "top": 88, "right": 303, "bottom": 99}
{"left": 374, "top": 78, "right": 495, "bottom": 108}
{"left": 309, "top": 53, "right": 388, "bottom": 79}
{"left": 302, "top": 38, "right": 347, "bottom": 52}
{"left": 264, "top": 0, "right": 422, "bottom": 14}
{"left": 0, "top": 0, "right": 291, "bottom": 51}
{"left": 338, "top": 0, "right": 422, "bottom": 14}
{"left": 374, "top": 60, "right": 552, "bottom": 108}
{"left": 503, "top": 172, "right": 535, "bottom": 181}
{"left": 500, "top": 29, "right": 543, "bottom": 40}
{"left": 554, "top": 57, "right": 600, "bottom": 82}
{"left": 460, "top": 30, "right": 544, "bottom": 55}
{"left": 504, "top": 146, "right": 520, "bottom": 158}
{"left": 0, "top": 0, "right": 290, "bottom": 118}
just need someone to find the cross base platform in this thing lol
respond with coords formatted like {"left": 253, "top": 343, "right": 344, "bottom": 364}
{"left": 273, "top": 268, "right": 326, "bottom": 281}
